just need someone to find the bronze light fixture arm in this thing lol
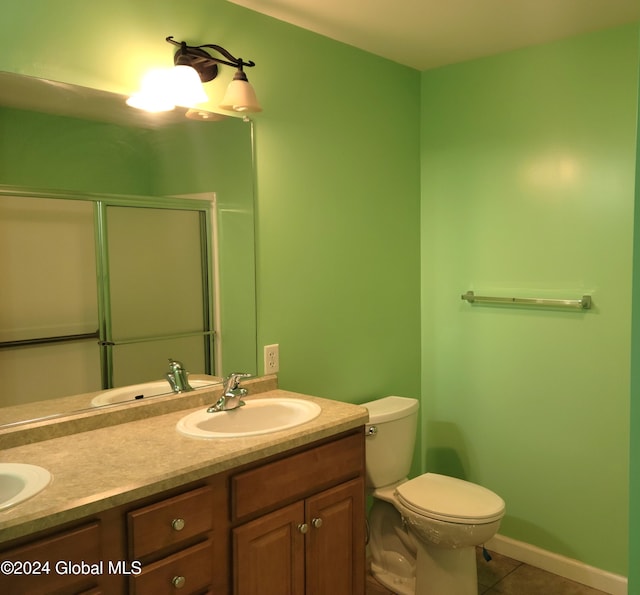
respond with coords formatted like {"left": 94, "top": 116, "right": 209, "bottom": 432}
{"left": 166, "top": 36, "right": 256, "bottom": 82}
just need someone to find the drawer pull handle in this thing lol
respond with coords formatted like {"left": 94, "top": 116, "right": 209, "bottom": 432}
{"left": 171, "top": 518, "right": 186, "bottom": 531}
{"left": 172, "top": 575, "right": 186, "bottom": 588}
{"left": 312, "top": 517, "right": 323, "bottom": 529}
{"left": 297, "top": 523, "right": 309, "bottom": 534}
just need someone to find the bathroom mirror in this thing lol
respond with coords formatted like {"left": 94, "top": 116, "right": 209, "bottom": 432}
{"left": 0, "top": 71, "right": 257, "bottom": 427}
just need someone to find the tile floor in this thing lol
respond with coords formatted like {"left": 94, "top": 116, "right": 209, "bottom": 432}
{"left": 476, "top": 549, "right": 610, "bottom": 594}
{"left": 366, "top": 548, "right": 612, "bottom": 595}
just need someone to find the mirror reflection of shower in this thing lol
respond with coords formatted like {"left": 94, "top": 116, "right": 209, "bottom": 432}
{"left": 0, "top": 193, "right": 216, "bottom": 407}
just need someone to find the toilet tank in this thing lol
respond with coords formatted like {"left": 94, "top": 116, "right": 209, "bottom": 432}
{"left": 362, "top": 396, "right": 419, "bottom": 488}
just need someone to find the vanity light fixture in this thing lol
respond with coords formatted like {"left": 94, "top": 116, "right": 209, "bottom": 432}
{"left": 127, "top": 36, "right": 262, "bottom": 113}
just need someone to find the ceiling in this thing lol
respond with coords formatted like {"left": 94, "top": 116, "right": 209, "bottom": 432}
{"left": 228, "top": 0, "right": 640, "bottom": 70}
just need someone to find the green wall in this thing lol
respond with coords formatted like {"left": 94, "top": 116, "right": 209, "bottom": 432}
{"left": 420, "top": 25, "right": 638, "bottom": 576}
{"left": 246, "top": 14, "right": 422, "bottom": 404}
{"left": 0, "top": 107, "right": 154, "bottom": 194}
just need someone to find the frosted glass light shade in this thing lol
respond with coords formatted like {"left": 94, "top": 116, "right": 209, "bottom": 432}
{"left": 126, "top": 69, "right": 175, "bottom": 112}
{"left": 220, "top": 79, "right": 262, "bottom": 113}
{"left": 170, "top": 65, "right": 208, "bottom": 107}
{"left": 127, "top": 66, "right": 208, "bottom": 112}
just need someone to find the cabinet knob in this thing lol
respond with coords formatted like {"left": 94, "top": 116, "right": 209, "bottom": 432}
{"left": 297, "top": 523, "right": 309, "bottom": 534}
{"left": 172, "top": 575, "right": 186, "bottom": 589}
{"left": 312, "top": 517, "right": 323, "bottom": 529}
{"left": 171, "top": 518, "right": 186, "bottom": 531}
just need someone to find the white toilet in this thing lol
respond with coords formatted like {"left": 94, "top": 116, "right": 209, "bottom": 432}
{"left": 363, "top": 396, "right": 505, "bottom": 595}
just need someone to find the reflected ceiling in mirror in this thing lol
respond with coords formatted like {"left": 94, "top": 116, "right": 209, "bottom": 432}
{"left": 0, "top": 71, "right": 231, "bottom": 127}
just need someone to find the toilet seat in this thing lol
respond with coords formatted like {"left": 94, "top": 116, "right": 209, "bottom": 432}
{"left": 395, "top": 473, "right": 505, "bottom": 524}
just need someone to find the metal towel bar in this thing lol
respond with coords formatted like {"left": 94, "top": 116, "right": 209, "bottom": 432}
{"left": 0, "top": 330, "right": 100, "bottom": 349}
{"left": 0, "top": 329, "right": 216, "bottom": 349}
{"left": 99, "top": 330, "right": 216, "bottom": 346}
{"left": 461, "top": 291, "right": 592, "bottom": 310}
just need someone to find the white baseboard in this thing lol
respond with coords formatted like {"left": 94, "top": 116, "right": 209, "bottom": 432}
{"left": 485, "top": 534, "right": 627, "bottom": 595}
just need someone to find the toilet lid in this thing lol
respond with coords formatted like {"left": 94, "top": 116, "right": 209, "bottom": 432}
{"left": 395, "top": 473, "right": 505, "bottom": 524}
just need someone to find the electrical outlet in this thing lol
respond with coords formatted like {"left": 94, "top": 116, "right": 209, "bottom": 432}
{"left": 264, "top": 344, "right": 280, "bottom": 374}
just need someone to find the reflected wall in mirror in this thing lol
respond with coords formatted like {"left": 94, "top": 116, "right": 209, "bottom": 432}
{"left": 0, "top": 72, "right": 257, "bottom": 427}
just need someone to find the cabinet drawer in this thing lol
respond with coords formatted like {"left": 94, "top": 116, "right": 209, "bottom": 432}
{"left": 128, "top": 486, "right": 213, "bottom": 559}
{"left": 232, "top": 431, "right": 364, "bottom": 520}
{"left": 0, "top": 522, "right": 101, "bottom": 594}
{"left": 130, "top": 540, "right": 213, "bottom": 595}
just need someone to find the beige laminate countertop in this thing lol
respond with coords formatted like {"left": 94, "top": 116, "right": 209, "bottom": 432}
{"left": 0, "top": 389, "right": 369, "bottom": 544}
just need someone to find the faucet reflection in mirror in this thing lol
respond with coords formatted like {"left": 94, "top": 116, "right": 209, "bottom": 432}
{"left": 165, "top": 358, "right": 194, "bottom": 393}
{"left": 127, "top": 36, "right": 262, "bottom": 114}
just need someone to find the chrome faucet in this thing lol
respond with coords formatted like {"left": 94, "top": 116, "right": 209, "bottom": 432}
{"left": 166, "top": 358, "right": 194, "bottom": 393}
{"left": 207, "top": 372, "right": 251, "bottom": 412}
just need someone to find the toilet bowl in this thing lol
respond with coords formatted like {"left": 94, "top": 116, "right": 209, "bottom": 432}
{"left": 363, "top": 396, "right": 505, "bottom": 595}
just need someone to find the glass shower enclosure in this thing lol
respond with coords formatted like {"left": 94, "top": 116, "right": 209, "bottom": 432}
{"left": 0, "top": 191, "right": 216, "bottom": 406}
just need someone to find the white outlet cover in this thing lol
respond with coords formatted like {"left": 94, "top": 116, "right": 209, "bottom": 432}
{"left": 264, "top": 343, "right": 279, "bottom": 373}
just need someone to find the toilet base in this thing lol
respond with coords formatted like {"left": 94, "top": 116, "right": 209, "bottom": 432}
{"left": 415, "top": 540, "right": 477, "bottom": 595}
{"left": 368, "top": 498, "right": 416, "bottom": 595}
{"left": 371, "top": 562, "right": 415, "bottom": 595}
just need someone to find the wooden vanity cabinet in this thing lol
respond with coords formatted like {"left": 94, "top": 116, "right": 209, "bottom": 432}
{"left": 231, "top": 431, "right": 366, "bottom": 595}
{"left": 233, "top": 479, "right": 364, "bottom": 595}
{"left": 128, "top": 540, "right": 215, "bottom": 595}
{"left": 233, "top": 501, "right": 306, "bottom": 594}
{"left": 305, "top": 478, "right": 365, "bottom": 594}
{"left": 0, "top": 428, "right": 365, "bottom": 595}
{"left": 0, "top": 521, "right": 107, "bottom": 595}
{"left": 126, "top": 483, "right": 226, "bottom": 595}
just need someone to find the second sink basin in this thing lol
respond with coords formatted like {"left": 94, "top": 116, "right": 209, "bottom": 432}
{"left": 0, "top": 463, "right": 52, "bottom": 511}
{"left": 177, "top": 398, "right": 322, "bottom": 438}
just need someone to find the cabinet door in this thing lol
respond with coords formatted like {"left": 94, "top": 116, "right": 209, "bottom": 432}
{"left": 305, "top": 478, "right": 366, "bottom": 595}
{"left": 233, "top": 502, "right": 305, "bottom": 595}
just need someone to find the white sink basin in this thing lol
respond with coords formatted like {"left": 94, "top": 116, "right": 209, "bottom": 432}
{"left": 0, "top": 463, "right": 52, "bottom": 511}
{"left": 91, "top": 379, "right": 214, "bottom": 407}
{"left": 176, "top": 398, "right": 322, "bottom": 438}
